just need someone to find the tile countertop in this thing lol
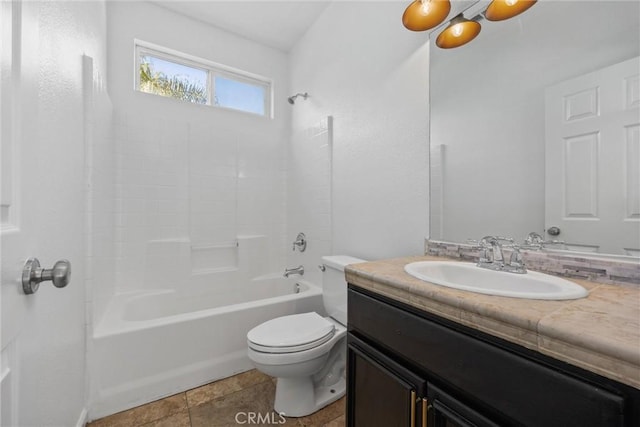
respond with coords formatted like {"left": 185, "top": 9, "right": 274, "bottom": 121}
{"left": 345, "top": 255, "right": 640, "bottom": 390}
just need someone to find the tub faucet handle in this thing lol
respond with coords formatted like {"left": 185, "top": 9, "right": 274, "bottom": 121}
{"left": 292, "top": 232, "right": 307, "bottom": 252}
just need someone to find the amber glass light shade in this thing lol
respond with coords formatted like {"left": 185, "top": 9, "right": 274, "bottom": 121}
{"left": 435, "top": 15, "right": 481, "bottom": 49}
{"left": 485, "top": 0, "right": 537, "bottom": 21}
{"left": 402, "top": 0, "right": 451, "bottom": 31}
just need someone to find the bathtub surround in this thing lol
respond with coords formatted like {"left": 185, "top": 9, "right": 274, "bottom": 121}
{"left": 84, "top": 56, "right": 116, "bottom": 338}
{"left": 107, "top": 1, "right": 290, "bottom": 298}
{"left": 91, "top": 3, "right": 295, "bottom": 417}
{"left": 84, "top": 53, "right": 117, "bottom": 427}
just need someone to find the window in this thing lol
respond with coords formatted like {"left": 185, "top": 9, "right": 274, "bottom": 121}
{"left": 135, "top": 41, "right": 272, "bottom": 117}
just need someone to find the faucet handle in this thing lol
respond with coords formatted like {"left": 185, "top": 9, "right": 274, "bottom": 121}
{"left": 495, "top": 236, "right": 515, "bottom": 243}
{"left": 525, "top": 232, "right": 544, "bottom": 245}
{"left": 506, "top": 245, "right": 527, "bottom": 273}
{"left": 509, "top": 246, "right": 523, "bottom": 264}
{"left": 479, "top": 235, "right": 515, "bottom": 246}
{"left": 522, "top": 232, "right": 565, "bottom": 250}
{"left": 478, "top": 247, "right": 491, "bottom": 263}
{"left": 292, "top": 232, "right": 307, "bottom": 252}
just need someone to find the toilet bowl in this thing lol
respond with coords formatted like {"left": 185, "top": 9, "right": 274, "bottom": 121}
{"left": 246, "top": 255, "right": 365, "bottom": 417}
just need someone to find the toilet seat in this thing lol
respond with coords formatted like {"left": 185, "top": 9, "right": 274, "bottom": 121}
{"left": 247, "top": 312, "right": 335, "bottom": 354}
{"left": 248, "top": 320, "right": 346, "bottom": 367}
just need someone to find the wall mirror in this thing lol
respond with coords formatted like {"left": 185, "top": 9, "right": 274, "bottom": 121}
{"left": 429, "top": 0, "right": 640, "bottom": 256}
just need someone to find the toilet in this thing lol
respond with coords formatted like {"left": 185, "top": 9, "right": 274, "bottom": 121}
{"left": 246, "top": 255, "right": 365, "bottom": 417}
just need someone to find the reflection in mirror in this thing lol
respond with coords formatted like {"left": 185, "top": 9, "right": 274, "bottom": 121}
{"left": 429, "top": 0, "right": 640, "bottom": 256}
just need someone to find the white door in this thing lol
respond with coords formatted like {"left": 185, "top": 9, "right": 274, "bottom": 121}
{"left": 1, "top": 1, "right": 87, "bottom": 425}
{"left": 545, "top": 57, "right": 640, "bottom": 255}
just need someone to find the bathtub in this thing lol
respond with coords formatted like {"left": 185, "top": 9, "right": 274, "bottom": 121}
{"left": 90, "top": 276, "right": 323, "bottom": 419}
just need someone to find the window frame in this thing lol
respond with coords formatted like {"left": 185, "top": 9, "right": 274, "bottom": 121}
{"left": 134, "top": 39, "right": 273, "bottom": 118}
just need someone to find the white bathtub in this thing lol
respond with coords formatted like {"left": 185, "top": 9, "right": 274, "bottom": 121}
{"left": 90, "top": 276, "right": 323, "bottom": 419}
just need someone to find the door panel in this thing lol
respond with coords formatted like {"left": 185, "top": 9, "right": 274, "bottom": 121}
{"left": 1, "top": 1, "right": 93, "bottom": 425}
{"left": 348, "top": 335, "right": 427, "bottom": 427}
{"left": 545, "top": 56, "right": 640, "bottom": 255}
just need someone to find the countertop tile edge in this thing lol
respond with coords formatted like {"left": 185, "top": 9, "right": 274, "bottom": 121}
{"left": 537, "top": 334, "right": 640, "bottom": 389}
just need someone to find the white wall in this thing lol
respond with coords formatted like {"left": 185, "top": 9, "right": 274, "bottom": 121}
{"left": 288, "top": 1, "right": 430, "bottom": 263}
{"left": 106, "top": 1, "right": 290, "bottom": 294}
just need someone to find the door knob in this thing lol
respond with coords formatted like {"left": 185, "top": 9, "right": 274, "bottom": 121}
{"left": 547, "top": 226, "right": 561, "bottom": 236}
{"left": 22, "top": 258, "right": 71, "bottom": 294}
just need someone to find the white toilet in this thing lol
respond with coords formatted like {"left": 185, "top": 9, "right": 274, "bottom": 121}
{"left": 246, "top": 255, "right": 365, "bottom": 417}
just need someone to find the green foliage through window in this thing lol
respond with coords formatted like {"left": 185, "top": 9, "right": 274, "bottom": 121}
{"left": 139, "top": 61, "right": 207, "bottom": 104}
{"left": 135, "top": 42, "right": 271, "bottom": 117}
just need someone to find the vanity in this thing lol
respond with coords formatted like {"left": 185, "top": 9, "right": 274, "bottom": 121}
{"left": 345, "top": 256, "right": 640, "bottom": 426}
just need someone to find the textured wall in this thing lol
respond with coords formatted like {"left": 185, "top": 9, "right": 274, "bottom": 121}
{"left": 288, "top": 1, "right": 430, "bottom": 263}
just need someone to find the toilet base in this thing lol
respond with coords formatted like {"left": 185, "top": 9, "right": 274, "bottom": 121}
{"left": 274, "top": 377, "right": 345, "bottom": 417}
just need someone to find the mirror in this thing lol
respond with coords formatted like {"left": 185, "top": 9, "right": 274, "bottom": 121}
{"left": 429, "top": 0, "right": 640, "bottom": 256}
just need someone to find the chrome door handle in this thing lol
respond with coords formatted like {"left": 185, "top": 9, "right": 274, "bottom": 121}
{"left": 22, "top": 258, "right": 71, "bottom": 294}
{"left": 547, "top": 226, "right": 561, "bottom": 236}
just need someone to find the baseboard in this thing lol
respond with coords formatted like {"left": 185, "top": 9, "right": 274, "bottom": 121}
{"left": 75, "top": 408, "right": 88, "bottom": 427}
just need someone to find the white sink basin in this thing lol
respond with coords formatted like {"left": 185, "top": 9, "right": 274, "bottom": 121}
{"left": 404, "top": 261, "right": 588, "bottom": 300}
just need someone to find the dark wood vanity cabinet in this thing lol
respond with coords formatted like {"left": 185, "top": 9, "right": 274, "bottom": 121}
{"left": 348, "top": 335, "right": 428, "bottom": 427}
{"left": 346, "top": 286, "right": 640, "bottom": 427}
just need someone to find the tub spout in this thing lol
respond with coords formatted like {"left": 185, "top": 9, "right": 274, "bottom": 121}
{"left": 284, "top": 265, "right": 304, "bottom": 277}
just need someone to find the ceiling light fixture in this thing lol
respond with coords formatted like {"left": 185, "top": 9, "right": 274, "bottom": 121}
{"left": 435, "top": 14, "right": 481, "bottom": 49}
{"left": 402, "top": 0, "right": 451, "bottom": 32}
{"left": 485, "top": 0, "right": 537, "bottom": 21}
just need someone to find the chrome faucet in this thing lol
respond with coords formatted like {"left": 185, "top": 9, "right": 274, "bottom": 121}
{"left": 476, "top": 236, "right": 526, "bottom": 273}
{"left": 522, "top": 231, "right": 565, "bottom": 250}
{"left": 524, "top": 232, "right": 544, "bottom": 247}
{"left": 283, "top": 265, "right": 304, "bottom": 277}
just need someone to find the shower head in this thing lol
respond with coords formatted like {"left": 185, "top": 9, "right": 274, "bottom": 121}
{"left": 288, "top": 92, "right": 309, "bottom": 105}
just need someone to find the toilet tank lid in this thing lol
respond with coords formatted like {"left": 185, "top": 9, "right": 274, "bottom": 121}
{"left": 322, "top": 256, "right": 366, "bottom": 271}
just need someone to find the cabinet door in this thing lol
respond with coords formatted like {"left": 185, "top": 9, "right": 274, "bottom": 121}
{"left": 427, "top": 383, "right": 500, "bottom": 427}
{"left": 347, "top": 334, "right": 427, "bottom": 427}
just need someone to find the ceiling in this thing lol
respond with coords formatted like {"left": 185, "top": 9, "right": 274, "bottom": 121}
{"left": 150, "top": 1, "right": 332, "bottom": 52}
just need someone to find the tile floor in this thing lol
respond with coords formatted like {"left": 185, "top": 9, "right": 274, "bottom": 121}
{"left": 87, "top": 370, "right": 345, "bottom": 427}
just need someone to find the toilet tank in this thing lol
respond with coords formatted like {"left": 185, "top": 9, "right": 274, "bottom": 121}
{"left": 321, "top": 255, "right": 366, "bottom": 325}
